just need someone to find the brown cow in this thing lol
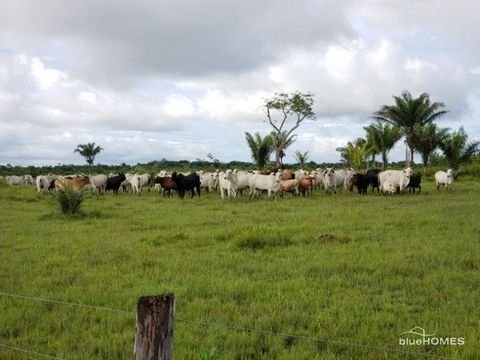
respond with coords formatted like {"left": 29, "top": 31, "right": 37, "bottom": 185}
{"left": 55, "top": 176, "right": 91, "bottom": 191}
{"left": 154, "top": 176, "right": 177, "bottom": 197}
{"left": 299, "top": 176, "right": 314, "bottom": 196}
{"left": 282, "top": 169, "right": 294, "bottom": 180}
{"left": 277, "top": 179, "right": 299, "bottom": 197}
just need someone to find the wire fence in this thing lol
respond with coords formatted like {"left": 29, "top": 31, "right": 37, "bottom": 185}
{"left": 0, "top": 290, "right": 457, "bottom": 360}
{"left": 0, "top": 342, "right": 65, "bottom": 360}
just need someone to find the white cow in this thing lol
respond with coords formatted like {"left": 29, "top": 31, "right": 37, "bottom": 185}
{"left": 200, "top": 172, "right": 217, "bottom": 193}
{"left": 126, "top": 173, "right": 142, "bottom": 194}
{"left": 89, "top": 174, "right": 108, "bottom": 194}
{"left": 343, "top": 169, "right": 356, "bottom": 190}
{"left": 435, "top": 169, "right": 454, "bottom": 190}
{"left": 218, "top": 169, "right": 237, "bottom": 199}
{"left": 218, "top": 170, "right": 250, "bottom": 199}
{"left": 156, "top": 170, "right": 171, "bottom": 178}
{"left": 378, "top": 167, "right": 413, "bottom": 193}
{"left": 6, "top": 175, "right": 24, "bottom": 185}
{"left": 212, "top": 170, "right": 220, "bottom": 190}
{"left": 36, "top": 174, "right": 56, "bottom": 192}
{"left": 381, "top": 180, "right": 396, "bottom": 194}
{"left": 323, "top": 168, "right": 345, "bottom": 194}
{"left": 310, "top": 169, "right": 324, "bottom": 190}
{"left": 23, "top": 175, "right": 35, "bottom": 185}
{"left": 120, "top": 173, "right": 133, "bottom": 192}
{"left": 294, "top": 169, "right": 306, "bottom": 182}
{"left": 139, "top": 174, "right": 151, "bottom": 191}
{"left": 231, "top": 170, "right": 252, "bottom": 196}
{"left": 248, "top": 171, "right": 282, "bottom": 199}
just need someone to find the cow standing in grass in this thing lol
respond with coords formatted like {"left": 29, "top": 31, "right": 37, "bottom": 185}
{"left": 378, "top": 167, "right": 413, "bottom": 193}
{"left": 248, "top": 171, "right": 282, "bottom": 199}
{"left": 366, "top": 169, "right": 380, "bottom": 193}
{"left": 171, "top": 172, "right": 200, "bottom": 199}
{"left": 56, "top": 176, "right": 91, "bottom": 191}
{"left": 435, "top": 169, "right": 454, "bottom": 190}
{"left": 105, "top": 174, "right": 126, "bottom": 195}
{"left": 90, "top": 174, "right": 108, "bottom": 194}
{"left": 407, "top": 174, "right": 422, "bottom": 193}
{"left": 154, "top": 176, "right": 177, "bottom": 197}
{"left": 349, "top": 173, "right": 369, "bottom": 195}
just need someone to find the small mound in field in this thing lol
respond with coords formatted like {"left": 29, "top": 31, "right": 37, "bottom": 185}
{"left": 317, "top": 233, "right": 351, "bottom": 244}
{"left": 234, "top": 228, "right": 293, "bottom": 251}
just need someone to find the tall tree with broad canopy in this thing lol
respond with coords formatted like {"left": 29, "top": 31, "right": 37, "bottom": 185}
{"left": 439, "top": 127, "right": 480, "bottom": 169}
{"left": 372, "top": 91, "right": 447, "bottom": 166}
{"left": 263, "top": 92, "right": 315, "bottom": 168}
{"left": 364, "top": 121, "right": 402, "bottom": 170}
{"left": 244, "top": 132, "right": 274, "bottom": 170}
{"left": 74, "top": 142, "right": 103, "bottom": 166}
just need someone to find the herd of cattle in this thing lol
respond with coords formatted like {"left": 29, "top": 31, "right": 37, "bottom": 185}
{"left": 1, "top": 168, "right": 455, "bottom": 199}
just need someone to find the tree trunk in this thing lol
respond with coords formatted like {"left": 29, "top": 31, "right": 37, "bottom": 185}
{"left": 422, "top": 155, "right": 428, "bottom": 175}
{"left": 275, "top": 148, "right": 282, "bottom": 169}
{"left": 382, "top": 152, "right": 388, "bottom": 170}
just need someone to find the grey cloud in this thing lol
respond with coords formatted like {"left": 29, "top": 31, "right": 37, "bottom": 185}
{"left": 0, "top": 0, "right": 354, "bottom": 86}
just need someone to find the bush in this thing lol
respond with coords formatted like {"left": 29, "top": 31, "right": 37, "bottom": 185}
{"left": 55, "top": 185, "right": 84, "bottom": 215}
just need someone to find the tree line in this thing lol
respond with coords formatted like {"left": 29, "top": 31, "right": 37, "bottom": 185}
{"left": 336, "top": 92, "right": 479, "bottom": 171}
{"left": 1, "top": 91, "right": 479, "bottom": 178}
{"left": 242, "top": 91, "right": 479, "bottom": 172}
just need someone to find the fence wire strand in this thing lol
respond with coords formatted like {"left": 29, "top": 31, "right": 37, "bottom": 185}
{"left": 0, "top": 290, "right": 457, "bottom": 359}
{"left": 0, "top": 291, "right": 134, "bottom": 315}
{"left": 0, "top": 343, "right": 65, "bottom": 360}
{"left": 176, "top": 318, "right": 455, "bottom": 359}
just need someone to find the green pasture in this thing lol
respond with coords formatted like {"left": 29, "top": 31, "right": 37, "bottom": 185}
{"left": 0, "top": 181, "right": 479, "bottom": 359}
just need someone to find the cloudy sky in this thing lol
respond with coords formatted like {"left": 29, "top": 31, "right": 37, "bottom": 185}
{"left": 1, "top": 0, "right": 479, "bottom": 166}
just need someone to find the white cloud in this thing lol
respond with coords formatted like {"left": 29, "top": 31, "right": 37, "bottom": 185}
{"left": 30, "top": 57, "right": 65, "bottom": 90}
{"left": 366, "top": 39, "right": 391, "bottom": 64}
{"left": 322, "top": 44, "right": 359, "bottom": 80}
{"left": 162, "top": 94, "right": 195, "bottom": 117}
{"left": 78, "top": 91, "right": 97, "bottom": 105}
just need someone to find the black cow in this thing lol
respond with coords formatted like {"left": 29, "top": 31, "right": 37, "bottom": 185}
{"left": 171, "top": 172, "right": 200, "bottom": 199}
{"left": 407, "top": 173, "right": 422, "bottom": 193}
{"left": 105, "top": 174, "right": 126, "bottom": 195}
{"left": 366, "top": 169, "right": 380, "bottom": 193}
{"left": 48, "top": 179, "right": 56, "bottom": 191}
{"left": 350, "top": 173, "right": 369, "bottom": 195}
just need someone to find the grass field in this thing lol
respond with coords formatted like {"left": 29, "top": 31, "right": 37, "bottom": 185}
{"left": 0, "top": 180, "right": 479, "bottom": 359}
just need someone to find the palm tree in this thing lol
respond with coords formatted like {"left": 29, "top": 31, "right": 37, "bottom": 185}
{"left": 364, "top": 121, "right": 402, "bottom": 170}
{"left": 294, "top": 150, "right": 309, "bottom": 169}
{"left": 336, "top": 138, "right": 369, "bottom": 170}
{"left": 74, "top": 142, "right": 103, "bottom": 166}
{"left": 244, "top": 132, "right": 274, "bottom": 170}
{"left": 409, "top": 123, "right": 449, "bottom": 173}
{"left": 439, "top": 127, "right": 480, "bottom": 169}
{"left": 372, "top": 91, "right": 448, "bottom": 166}
{"left": 364, "top": 132, "right": 379, "bottom": 169}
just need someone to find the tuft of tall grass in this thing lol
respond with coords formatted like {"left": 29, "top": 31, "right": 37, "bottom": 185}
{"left": 55, "top": 185, "right": 84, "bottom": 215}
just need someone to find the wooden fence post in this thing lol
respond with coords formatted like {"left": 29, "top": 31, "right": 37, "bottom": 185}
{"left": 134, "top": 293, "right": 176, "bottom": 360}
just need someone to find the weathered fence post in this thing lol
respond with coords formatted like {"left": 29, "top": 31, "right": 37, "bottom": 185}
{"left": 134, "top": 293, "right": 176, "bottom": 360}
